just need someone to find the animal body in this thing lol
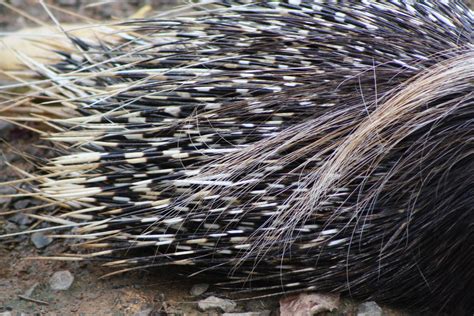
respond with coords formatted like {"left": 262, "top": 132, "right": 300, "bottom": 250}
{"left": 0, "top": 0, "right": 473, "bottom": 313}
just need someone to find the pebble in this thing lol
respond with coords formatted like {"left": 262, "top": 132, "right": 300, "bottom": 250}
{"left": 13, "top": 199, "right": 31, "bottom": 210}
{"left": 198, "top": 296, "right": 237, "bottom": 313}
{"left": 29, "top": 199, "right": 43, "bottom": 206}
{"left": 280, "top": 293, "right": 340, "bottom": 315}
{"left": 223, "top": 312, "right": 270, "bottom": 316}
{"left": 0, "top": 120, "right": 13, "bottom": 132}
{"left": 3, "top": 222, "right": 19, "bottom": 234}
{"left": 31, "top": 232, "right": 53, "bottom": 249}
{"left": 0, "top": 197, "right": 11, "bottom": 206}
{"left": 0, "top": 196, "right": 11, "bottom": 205}
{"left": 357, "top": 301, "right": 383, "bottom": 316}
{"left": 133, "top": 308, "right": 153, "bottom": 316}
{"left": 57, "top": 0, "right": 78, "bottom": 5}
{"left": 9, "top": 213, "right": 34, "bottom": 226}
{"left": 49, "top": 270, "right": 74, "bottom": 291}
{"left": 0, "top": 186, "right": 16, "bottom": 205}
{"left": 190, "top": 283, "right": 209, "bottom": 297}
{"left": 0, "top": 187, "right": 16, "bottom": 195}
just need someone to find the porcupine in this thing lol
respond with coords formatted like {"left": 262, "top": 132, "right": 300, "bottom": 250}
{"left": 0, "top": 0, "right": 473, "bottom": 313}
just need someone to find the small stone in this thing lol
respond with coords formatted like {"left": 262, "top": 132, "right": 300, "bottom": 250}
{"left": 223, "top": 312, "right": 270, "bottom": 316}
{"left": 3, "top": 221, "right": 19, "bottom": 234}
{"left": 0, "top": 120, "right": 13, "bottom": 132}
{"left": 9, "top": 213, "right": 34, "bottom": 226}
{"left": 29, "top": 199, "right": 43, "bottom": 206}
{"left": 14, "top": 199, "right": 31, "bottom": 210}
{"left": 0, "top": 186, "right": 16, "bottom": 206}
{"left": 357, "top": 301, "right": 383, "bottom": 316}
{"left": 57, "top": 0, "right": 78, "bottom": 5}
{"left": 198, "top": 296, "right": 237, "bottom": 313}
{"left": 280, "top": 293, "right": 340, "bottom": 315}
{"left": 0, "top": 196, "right": 11, "bottom": 204}
{"left": 31, "top": 232, "right": 53, "bottom": 249}
{"left": 49, "top": 270, "right": 74, "bottom": 291}
{"left": 134, "top": 308, "right": 153, "bottom": 316}
{"left": 0, "top": 186, "right": 16, "bottom": 195}
{"left": 190, "top": 283, "right": 209, "bottom": 296}
{"left": 0, "top": 197, "right": 11, "bottom": 205}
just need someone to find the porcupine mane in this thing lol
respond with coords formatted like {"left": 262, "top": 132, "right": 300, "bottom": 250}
{"left": 202, "top": 51, "right": 474, "bottom": 306}
{"left": 174, "top": 51, "right": 474, "bottom": 311}
{"left": 240, "top": 50, "right": 474, "bottom": 259}
{"left": 0, "top": 0, "right": 473, "bottom": 313}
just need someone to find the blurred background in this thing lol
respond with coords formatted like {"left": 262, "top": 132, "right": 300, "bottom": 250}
{"left": 1, "top": 0, "right": 472, "bottom": 32}
{"left": 0, "top": 0, "right": 181, "bottom": 31}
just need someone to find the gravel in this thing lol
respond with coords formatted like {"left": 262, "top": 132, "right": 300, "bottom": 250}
{"left": 198, "top": 296, "right": 237, "bottom": 313}
{"left": 49, "top": 271, "right": 75, "bottom": 291}
{"left": 31, "top": 232, "right": 53, "bottom": 249}
{"left": 357, "top": 301, "right": 383, "bottom": 316}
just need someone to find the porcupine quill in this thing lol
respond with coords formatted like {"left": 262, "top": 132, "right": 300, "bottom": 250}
{"left": 0, "top": 0, "right": 473, "bottom": 313}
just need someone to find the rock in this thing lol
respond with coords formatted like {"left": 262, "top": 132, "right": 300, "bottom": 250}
{"left": 134, "top": 308, "right": 153, "bottom": 316}
{"left": 0, "top": 312, "right": 12, "bottom": 316}
{"left": 0, "top": 196, "right": 11, "bottom": 205}
{"left": 49, "top": 270, "right": 74, "bottom": 291}
{"left": 0, "top": 120, "right": 13, "bottom": 132}
{"left": 57, "top": 0, "right": 78, "bottom": 5}
{"left": 31, "top": 232, "right": 53, "bottom": 249}
{"left": 9, "top": 213, "right": 34, "bottom": 226}
{"left": 198, "top": 296, "right": 237, "bottom": 313}
{"left": 3, "top": 222, "right": 19, "bottom": 234}
{"left": 223, "top": 312, "right": 270, "bottom": 316}
{"left": 190, "top": 283, "right": 209, "bottom": 296}
{"left": 280, "top": 293, "right": 340, "bottom": 316}
{"left": 0, "top": 186, "right": 16, "bottom": 206}
{"left": 0, "top": 186, "right": 16, "bottom": 195}
{"left": 13, "top": 199, "right": 31, "bottom": 210}
{"left": 357, "top": 301, "right": 383, "bottom": 316}
{"left": 29, "top": 199, "right": 43, "bottom": 206}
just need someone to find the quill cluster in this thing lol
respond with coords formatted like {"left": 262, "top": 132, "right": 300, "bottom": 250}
{"left": 1, "top": 0, "right": 473, "bottom": 313}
